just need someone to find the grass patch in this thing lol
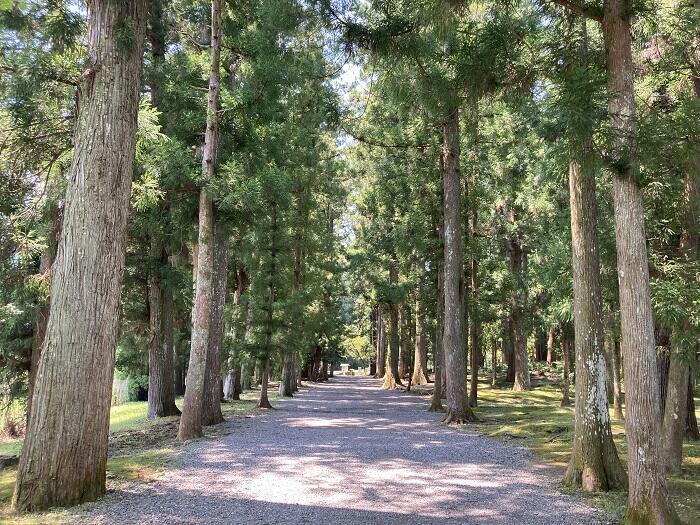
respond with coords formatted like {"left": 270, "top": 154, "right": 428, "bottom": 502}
{"left": 472, "top": 375, "right": 700, "bottom": 525}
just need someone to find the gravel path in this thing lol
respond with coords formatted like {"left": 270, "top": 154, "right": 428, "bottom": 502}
{"left": 72, "top": 376, "right": 609, "bottom": 524}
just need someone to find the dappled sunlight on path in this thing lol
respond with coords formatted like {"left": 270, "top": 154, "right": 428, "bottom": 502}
{"left": 73, "top": 376, "right": 607, "bottom": 524}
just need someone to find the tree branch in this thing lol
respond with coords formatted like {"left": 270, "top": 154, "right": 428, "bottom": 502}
{"left": 549, "top": 0, "right": 604, "bottom": 23}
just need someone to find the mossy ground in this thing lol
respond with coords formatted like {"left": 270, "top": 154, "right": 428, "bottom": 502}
{"left": 469, "top": 373, "right": 699, "bottom": 525}
{"left": 0, "top": 388, "right": 281, "bottom": 524}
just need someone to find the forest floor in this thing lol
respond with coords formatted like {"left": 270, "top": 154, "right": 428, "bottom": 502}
{"left": 410, "top": 373, "right": 700, "bottom": 524}
{"left": 6, "top": 375, "right": 610, "bottom": 525}
{"left": 1, "top": 374, "right": 696, "bottom": 524}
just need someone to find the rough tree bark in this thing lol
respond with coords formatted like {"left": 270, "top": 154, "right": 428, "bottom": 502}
{"left": 563, "top": 129, "right": 626, "bottom": 491}
{"left": 507, "top": 210, "right": 530, "bottom": 392}
{"left": 202, "top": 222, "right": 228, "bottom": 426}
{"left": 178, "top": 0, "right": 222, "bottom": 441}
{"left": 384, "top": 265, "right": 401, "bottom": 389}
{"left": 546, "top": 329, "right": 555, "bottom": 365}
{"left": 441, "top": 107, "right": 473, "bottom": 423}
{"left": 412, "top": 281, "right": 429, "bottom": 385}
{"left": 430, "top": 259, "right": 445, "bottom": 412}
{"left": 26, "top": 201, "right": 61, "bottom": 425}
{"left": 604, "top": 0, "right": 679, "bottom": 519}
{"left": 376, "top": 307, "right": 386, "bottom": 378}
{"left": 469, "top": 206, "right": 479, "bottom": 408}
{"left": 12, "top": 0, "right": 148, "bottom": 510}
{"left": 561, "top": 331, "right": 571, "bottom": 407}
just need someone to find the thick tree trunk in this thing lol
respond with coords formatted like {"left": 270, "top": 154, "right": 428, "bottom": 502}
{"left": 279, "top": 354, "right": 295, "bottom": 397}
{"left": 441, "top": 108, "right": 473, "bottom": 423}
{"left": 178, "top": 0, "right": 222, "bottom": 442}
{"left": 661, "top": 357, "right": 689, "bottom": 474}
{"left": 563, "top": 137, "right": 625, "bottom": 491}
{"left": 202, "top": 222, "right": 228, "bottom": 426}
{"left": 26, "top": 203, "right": 60, "bottom": 425}
{"left": 12, "top": 0, "right": 147, "bottom": 511}
{"left": 147, "top": 237, "right": 180, "bottom": 418}
{"left": 508, "top": 224, "right": 530, "bottom": 391}
{"left": 412, "top": 284, "right": 429, "bottom": 385}
{"left": 604, "top": 1, "right": 678, "bottom": 520}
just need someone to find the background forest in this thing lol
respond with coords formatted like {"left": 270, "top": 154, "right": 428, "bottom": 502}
{"left": 0, "top": 0, "right": 698, "bottom": 524}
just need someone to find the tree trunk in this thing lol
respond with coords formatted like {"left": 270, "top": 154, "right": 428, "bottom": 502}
{"left": 384, "top": 266, "right": 401, "bottom": 388}
{"left": 202, "top": 222, "right": 228, "bottom": 426}
{"left": 279, "top": 354, "right": 294, "bottom": 397}
{"left": 26, "top": 202, "right": 60, "bottom": 426}
{"left": 412, "top": 283, "right": 429, "bottom": 385}
{"left": 604, "top": 0, "right": 678, "bottom": 520}
{"left": 612, "top": 338, "right": 624, "bottom": 420}
{"left": 503, "top": 318, "right": 515, "bottom": 383}
{"left": 178, "top": 0, "right": 222, "bottom": 442}
{"left": 441, "top": 107, "right": 473, "bottom": 424}
{"left": 469, "top": 207, "right": 479, "bottom": 408}
{"left": 546, "top": 329, "right": 555, "bottom": 365}
{"left": 258, "top": 357, "right": 272, "bottom": 409}
{"left": 376, "top": 308, "right": 386, "bottom": 378}
{"left": 508, "top": 218, "right": 530, "bottom": 391}
{"left": 12, "top": 0, "right": 147, "bottom": 511}
{"left": 430, "top": 259, "right": 445, "bottom": 412}
{"left": 491, "top": 340, "right": 497, "bottom": 388}
{"left": 561, "top": 332, "right": 571, "bottom": 407}
{"left": 147, "top": 237, "right": 180, "bottom": 419}
{"left": 563, "top": 129, "right": 625, "bottom": 491}
{"left": 686, "top": 378, "right": 699, "bottom": 441}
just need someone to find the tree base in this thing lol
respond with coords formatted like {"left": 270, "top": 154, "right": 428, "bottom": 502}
{"left": 258, "top": 399, "right": 273, "bottom": 409}
{"left": 442, "top": 407, "right": 476, "bottom": 425}
{"left": 428, "top": 401, "right": 444, "bottom": 412}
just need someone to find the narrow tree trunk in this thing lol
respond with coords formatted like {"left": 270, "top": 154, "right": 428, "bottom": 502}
{"left": 611, "top": 338, "right": 624, "bottom": 420}
{"left": 503, "top": 318, "right": 515, "bottom": 383}
{"left": 604, "top": 1, "right": 678, "bottom": 520}
{"left": 412, "top": 283, "right": 429, "bottom": 385}
{"left": 376, "top": 308, "right": 386, "bottom": 378}
{"left": 178, "top": 0, "right": 222, "bottom": 441}
{"left": 12, "top": 0, "right": 147, "bottom": 510}
{"left": 563, "top": 127, "right": 625, "bottom": 490}
{"left": 258, "top": 357, "right": 272, "bottom": 409}
{"left": 491, "top": 340, "right": 498, "bottom": 388}
{"left": 546, "top": 329, "right": 555, "bottom": 365}
{"left": 561, "top": 333, "right": 571, "bottom": 407}
{"left": 686, "top": 379, "right": 699, "bottom": 441}
{"left": 384, "top": 265, "right": 401, "bottom": 388}
{"left": 441, "top": 107, "right": 473, "bottom": 423}
{"left": 469, "top": 207, "right": 479, "bottom": 407}
{"left": 430, "top": 260, "right": 445, "bottom": 412}
{"left": 202, "top": 222, "right": 228, "bottom": 426}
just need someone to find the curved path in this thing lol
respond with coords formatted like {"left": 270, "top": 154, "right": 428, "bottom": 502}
{"left": 73, "top": 376, "right": 607, "bottom": 524}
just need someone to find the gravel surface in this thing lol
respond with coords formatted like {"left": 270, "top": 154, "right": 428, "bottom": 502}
{"left": 71, "top": 376, "right": 610, "bottom": 524}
